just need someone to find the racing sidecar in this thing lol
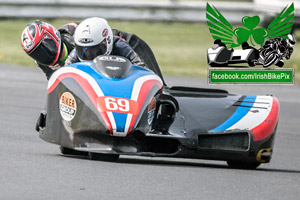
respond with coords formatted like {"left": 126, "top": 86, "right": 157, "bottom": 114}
{"left": 207, "top": 41, "right": 258, "bottom": 67}
{"left": 37, "top": 54, "right": 279, "bottom": 169}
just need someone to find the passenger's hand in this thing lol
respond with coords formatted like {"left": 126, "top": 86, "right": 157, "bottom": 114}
{"left": 49, "top": 64, "right": 61, "bottom": 70}
{"left": 64, "top": 57, "right": 72, "bottom": 66}
{"left": 64, "top": 55, "right": 77, "bottom": 66}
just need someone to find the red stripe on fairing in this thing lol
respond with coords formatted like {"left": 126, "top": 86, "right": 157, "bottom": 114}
{"left": 127, "top": 79, "right": 163, "bottom": 135}
{"left": 251, "top": 97, "right": 279, "bottom": 141}
{"left": 47, "top": 73, "right": 113, "bottom": 134}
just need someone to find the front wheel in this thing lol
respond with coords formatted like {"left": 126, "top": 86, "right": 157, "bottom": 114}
{"left": 263, "top": 53, "right": 279, "bottom": 68}
{"left": 227, "top": 160, "right": 261, "bottom": 170}
{"left": 88, "top": 152, "right": 120, "bottom": 162}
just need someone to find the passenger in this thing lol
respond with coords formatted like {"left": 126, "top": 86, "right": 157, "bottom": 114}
{"left": 21, "top": 20, "right": 78, "bottom": 79}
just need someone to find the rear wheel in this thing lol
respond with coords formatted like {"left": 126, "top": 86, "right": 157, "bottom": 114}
{"left": 88, "top": 152, "right": 120, "bottom": 162}
{"left": 227, "top": 160, "right": 261, "bottom": 170}
{"left": 210, "top": 62, "right": 228, "bottom": 67}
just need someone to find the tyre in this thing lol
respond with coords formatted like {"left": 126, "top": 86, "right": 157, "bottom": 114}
{"left": 35, "top": 111, "right": 46, "bottom": 132}
{"left": 248, "top": 60, "right": 256, "bottom": 67}
{"left": 263, "top": 53, "right": 279, "bottom": 68}
{"left": 210, "top": 62, "right": 228, "bottom": 67}
{"left": 88, "top": 152, "right": 120, "bottom": 162}
{"left": 275, "top": 60, "right": 284, "bottom": 67}
{"left": 35, "top": 117, "right": 40, "bottom": 132}
{"left": 227, "top": 160, "right": 261, "bottom": 170}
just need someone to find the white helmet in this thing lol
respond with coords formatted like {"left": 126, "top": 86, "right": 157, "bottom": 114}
{"left": 74, "top": 17, "right": 113, "bottom": 61}
{"left": 286, "top": 34, "right": 296, "bottom": 47}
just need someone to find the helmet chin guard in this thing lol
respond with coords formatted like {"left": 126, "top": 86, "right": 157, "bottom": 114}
{"left": 74, "top": 17, "right": 113, "bottom": 61}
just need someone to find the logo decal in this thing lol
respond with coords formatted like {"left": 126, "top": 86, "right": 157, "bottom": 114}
{"left": 148, "top": 97, "right": 156, "bottom": 125}
{"left": 206, "top": 3, "right": 296, "bottom": 68}
{"left": 79, "top": 38, "right": 94, "bottom": 43}
{"left": 106, "top": 66, "right": 121, "bottom": 70}
{"left": 102, "top": 28, "right": 108, "bottom": 37}
{"left": 82, "top": 24, "right": 90, "bottom": 34}
{"left": 206, "top": 3, "right": 294, "bottom": 48}
{"left": 99, "top": 56, "right": 126, "bottom": 62}
{"left": 22, "top": 34, "right": 35, "bottom": 51}
{"left": 59, "top": 92, "right": 77, "bottom": 121}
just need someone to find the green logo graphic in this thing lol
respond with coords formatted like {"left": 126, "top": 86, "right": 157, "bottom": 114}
{"left": 206, "top": 3, "right": 295, "bottom": 48}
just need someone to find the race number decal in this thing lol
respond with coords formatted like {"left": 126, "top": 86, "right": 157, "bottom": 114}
{"left": 148, "top": 97, "right": 156, "bottom": 125}
{"left": 97, "top": 97, "right": 139, "bottom": 114}
{"left": 59, "top": 92, "right": 77, "bottom": 121}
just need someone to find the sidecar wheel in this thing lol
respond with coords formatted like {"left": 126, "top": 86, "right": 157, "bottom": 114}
{"left": 248, "top": 60, "right": 256, "bottom": 67}
{"left": 88, "top": 152, "right": 120, "bottom": 162}
{"left": 227, "top": 160, "right": 261, "bottom": 170}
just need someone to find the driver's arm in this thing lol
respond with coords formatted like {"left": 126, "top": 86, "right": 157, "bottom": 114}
{"left": 113, "top": 36, "right": 146, "bottom": 67}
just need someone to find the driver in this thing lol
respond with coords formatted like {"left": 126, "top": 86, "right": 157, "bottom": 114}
{"left": 21, "top": 20, "right": 78, "bottom": 79}
{"left": 65, "top": 17, "right": 145, "bottom": 67}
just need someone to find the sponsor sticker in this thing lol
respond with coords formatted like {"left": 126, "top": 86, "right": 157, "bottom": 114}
{"left": 97, "top": 96, "right": 139, "bottom": 114}
{"left": 59, "top": 92, "right": 77, "bottom": 121}
{"left": 22, "top": 32, "right": 35, "bottom": 51}
{"left": 148, "top": 97, "right": 156, "bottom": 125}
{"left": 105, "top": 66, "right": 121, "bottom": 71}
{"left": 78, "top": 38, "right": 94, "bottom": 43}
{"left": 98, "top": 56, "right": 126, "bottom": 62}
{"left": 102, "top": 28, "right": 108, "bottom": 37}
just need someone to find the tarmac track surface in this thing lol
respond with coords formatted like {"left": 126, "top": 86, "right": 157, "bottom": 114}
{"left": 0, "top": 64, "right": 299, "bottom": 200}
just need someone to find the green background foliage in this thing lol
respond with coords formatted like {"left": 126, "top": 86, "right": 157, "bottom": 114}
{"left": 0, "top": 19, "right": 299, "bottom": 83}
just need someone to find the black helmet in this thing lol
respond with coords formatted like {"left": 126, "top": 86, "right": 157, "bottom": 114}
{"left": 21, "top": 20, "right": 62, "bottom": 65}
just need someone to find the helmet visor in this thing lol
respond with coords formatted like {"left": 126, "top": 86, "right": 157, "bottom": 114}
{"left": 76, "top": 39, "right": 107, "bottom": 61}
{"left": 28, "top": 34, "right": 59, "bottom": 65}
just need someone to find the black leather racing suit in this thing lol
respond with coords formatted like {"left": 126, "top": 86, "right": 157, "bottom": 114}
{"left": 66, "top": 35, "right": 145, "bottom": 67}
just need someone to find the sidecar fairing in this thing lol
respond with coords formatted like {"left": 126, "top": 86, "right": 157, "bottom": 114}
{"left": 38, "top": 55, "right": 279, "bottom": 169}
{"left": 207, "top": 45, "right": 256, "bottom": 67}
{"left": 158, "top": 87, "right": 279, "bottom": 169}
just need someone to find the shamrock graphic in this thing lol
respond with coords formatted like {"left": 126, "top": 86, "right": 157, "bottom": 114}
{"left": 234, "top": 16, "right": 268, "bottom": 47}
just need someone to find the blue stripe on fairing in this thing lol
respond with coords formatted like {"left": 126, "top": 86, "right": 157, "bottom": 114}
{"left": 210, "top": 96, "right": 256, "bottom": 132}
{"left": 112, "top": 112, "right": 127, "bottom": 132}
{"left": 66, "top": 61, "right": 155, "bottom": 133}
